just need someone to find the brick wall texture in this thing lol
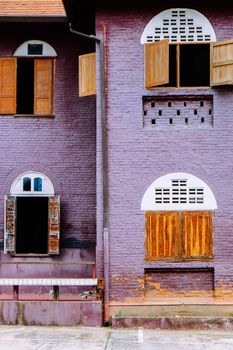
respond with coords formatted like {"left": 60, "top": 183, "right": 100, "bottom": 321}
{"left": 0, "top": 22, "right": 96, "bottom": 275}
{"left": 96, "top": 1, "right": 233, "bottom": 302}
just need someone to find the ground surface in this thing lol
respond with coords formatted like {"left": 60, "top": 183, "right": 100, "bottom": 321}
{"left": 1, "top": 325, "right": 233, "bottom": 349}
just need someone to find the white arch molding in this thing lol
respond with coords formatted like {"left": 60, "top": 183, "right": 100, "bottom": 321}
{"left": 10, "top": 171, "right": 54, "bottom": 196}
{"left": 140, "top": 8, "right": 216, "bottom": 44}
{"left": 13, "top": 40, "right": 57, "bottom": 57}
{"left": 141, "top": 173, "right": 217, "bottom": 211}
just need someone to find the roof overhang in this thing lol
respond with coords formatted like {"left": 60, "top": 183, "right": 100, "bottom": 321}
{"left": 0, "top": 15, "right": 67, "bottom": 23}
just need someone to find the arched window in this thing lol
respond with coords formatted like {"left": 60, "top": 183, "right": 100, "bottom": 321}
{"left": 142, "top": 8, "right": 233, "bottom": 88}
{"left": 13, "top": 40, "right": 57, "bottom": 57}
{"left": 0, "top": 40, "right": 56, "bottom": 116}
{"left": 141, "top": 173, "right": 217, "bottom": 261}
{"left": 140, "top": 9, "right": 216, "bottom": 44}
{"left": 10, "top": 171, "right": 54, "bottom": 196}
{"left": 5, "top": 172, "right": 60, "bottom": 256}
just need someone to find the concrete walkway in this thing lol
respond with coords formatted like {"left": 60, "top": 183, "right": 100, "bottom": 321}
{"left": 0, "top": 325, "right": 233, "bottom": 349}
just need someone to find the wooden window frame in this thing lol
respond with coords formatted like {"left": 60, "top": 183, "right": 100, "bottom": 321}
{"left": 0, "top": 57, "right": 55, "bottom": 116}
{"left": 145, "top": 38, "right": 233, "bottom": 88}
{"left": 145, "top": 210, "right": 213, "bottom": 262}
{"left": 145, "top": 42, "right": 211, "bottom": 89}
{"left": 4, "top": 195, "right": 60, "bottom": 256}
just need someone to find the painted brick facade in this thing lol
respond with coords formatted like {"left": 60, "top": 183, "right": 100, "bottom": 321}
{"left": 0, "top": 22, "right": 96, "bottom": 278}
{"left": 96, "top": 1, "right": 233, "bottom": 308}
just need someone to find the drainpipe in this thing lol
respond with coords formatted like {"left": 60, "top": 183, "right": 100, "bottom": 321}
{"left": 69, "top": 24, "right": 110, "bottom": 323}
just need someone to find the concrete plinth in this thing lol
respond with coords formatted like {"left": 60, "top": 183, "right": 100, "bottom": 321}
{"left": 0, "top": 301, "right": 102, "bottom": 326}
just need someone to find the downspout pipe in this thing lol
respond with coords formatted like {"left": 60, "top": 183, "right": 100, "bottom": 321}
{"left": 69, "top": 24, "right": 110, "bottom": 323}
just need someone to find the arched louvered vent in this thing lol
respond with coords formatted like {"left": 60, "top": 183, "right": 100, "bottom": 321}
{"left": 141, "top": 8, "right": 216, "bottom": 44}
{"left": 141, "top": 173, "right": 217, "bottom": 211}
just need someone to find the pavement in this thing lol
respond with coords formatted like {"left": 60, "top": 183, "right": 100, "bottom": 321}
{"left": 1, "top": 325, "right": 233, "bottom": 349}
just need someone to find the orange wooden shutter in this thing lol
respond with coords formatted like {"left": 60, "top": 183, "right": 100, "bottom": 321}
{"left": 145, "top": 40, "right": 169, "bottom": 88}
{"left": 79, "top": 52, "right": 96, "bottom": 97}
{"left": 34, "top": 59, "right": 54, "bottom": 115}
{"left": 48, "top": 195, "right": 60, "bottom": 255}
{"left": 210, "top": 39, "right": 233, "bottom": 86}
{"left": 4, "top": 196, "right": 16, "bottom": 254}
{"left": 145, "top": 211, "right": 181, "bottom": 260}
{"left": 182, "top": 211, "right": 213, "bottom": 259}
{"left": 0, "top": 58, "right": 16, "bottom": 114}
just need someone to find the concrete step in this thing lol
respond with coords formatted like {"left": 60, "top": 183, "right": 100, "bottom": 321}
{"left": 112, "top": 315, "right": 233, "bottom": 330}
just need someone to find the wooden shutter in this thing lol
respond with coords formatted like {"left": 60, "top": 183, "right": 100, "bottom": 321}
{"left": 145, "top": 211, "right": 181, "bottom": 260}
{"left": 48, "top": 195, "right": 60, "bottom": 255}
{"left": 4, "top": 196, "right": 16, "bottom": 254}
{"left": 34, "top": 59, "right": 54, "bottom": 115}
{"left": 182, "top": 211, "right": 213, "bottom": 259}
{"left": 210, "top": 39, "right": 233, "bottom": 86}
{"left": 0, "top": 58, "right": 16, "bottom": 114}
{"left": 145, "top": 40, "right": 169, "bottom": 88}
{"left": 79, "top": 52, "right": 96, "bottom": 97}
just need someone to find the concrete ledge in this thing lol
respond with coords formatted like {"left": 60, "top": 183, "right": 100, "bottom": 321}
{"left": 0, "top": 301, "right": 102, "bottom": 326}
{"left": 112, "top": 316, "right": 233, "bottom": 330}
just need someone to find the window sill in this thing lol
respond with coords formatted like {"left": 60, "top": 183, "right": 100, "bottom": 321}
{"left": 14, "top": 114, "right": 55, "bottom": 118}
{"left": 144, "top": 261, "right": 214, "bottom": 270}
{"left": 12, "top": 254, "right": 50, "bottom": 257}
{"left": 146, "top": 86, "right": 211, "bottom": 90}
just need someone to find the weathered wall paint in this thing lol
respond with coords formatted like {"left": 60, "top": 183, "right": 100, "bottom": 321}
{"left": 96, "top": 1, "right": 233, "bottom": 305}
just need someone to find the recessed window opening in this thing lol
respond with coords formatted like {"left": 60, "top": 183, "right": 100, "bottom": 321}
{"left": 28, "top": 44, "right": 43, "bottom": 55}
{"left": 17, "top": 59, "right": 34, "bottom": 114}
{"left": 34, "top": 177, "right": 42, "bottom": 192}
{"left": 23, "top": 177, "right": 31, "bottom": 191}
{"left": 167, "top": 45, "right": 177, "bottom": 87}
{"left": 180, "top": 44, "right": 210, "bottom": 86}
{"left": 161, "top": 43, "right": 210, "bottom": 87}
{"left": 16, "top": 197, "right": 48, "bottom": 254}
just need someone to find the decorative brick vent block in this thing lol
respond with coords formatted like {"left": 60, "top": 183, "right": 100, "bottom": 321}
{"left": 143, "top": 96, "right": 213, "bottom": 128}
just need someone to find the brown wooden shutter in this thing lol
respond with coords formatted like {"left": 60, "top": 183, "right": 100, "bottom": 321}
{"left": 0, "top": 58, "right": 16, "bottom": 114}
{"left": 145, "top": 211, "right": 181, "bottom": 260}
{"left": 210, "top": 39, "right": 233, "bottom": 86}
{"left": 145, "top": 40, "right": 169, "bottom": 88}
{"left": 34, "top": 59, "right": 54, "bottom": 115}
{"left": 48, "top": 195, "right": 60, "bottom": 255}
{"left": 79, "top": 52, "right": 96, "bottom": 97}
{"left": 4, "top": 196, "right": 16, "bottom": 254}
{"left": 182, "top": 211, "right": 213, "bottom": 259}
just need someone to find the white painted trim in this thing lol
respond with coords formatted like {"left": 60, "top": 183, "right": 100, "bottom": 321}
{"left": 141, "top": 8, "right": 216, "bottom": 44}
{"left": 10, "top": 171, "right": 54, "bottom": 196}
{"left": 13, "top": 40, "right": 57, "bottom": 57}
{"left": 141, "top": 172, "right": 217, "bottom": 211}
{"left": 0, "top": 278, "right": 98, "bottom": 286}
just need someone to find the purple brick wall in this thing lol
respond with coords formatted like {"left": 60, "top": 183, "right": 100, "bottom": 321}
{"left": 0, "top": 22, "right": 96, "bottom": 278}
{"left": 96, "top": 2, "right": 233, "bottom": 302}
{"left": 145, "top": 269, "right": 214, "bottom": 294}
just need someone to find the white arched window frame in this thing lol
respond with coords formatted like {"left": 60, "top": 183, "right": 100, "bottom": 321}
{"left": 10, "top": 171, "right": 54, "bottom": 196}
{"left": 141, "top": 173, "right": 217, "bottom": 211}
{"left": 140, "top": 8, "right": 216, "bottom": 44}
{"left": 13, "top": 40, "right": 57, "bottom": 57}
